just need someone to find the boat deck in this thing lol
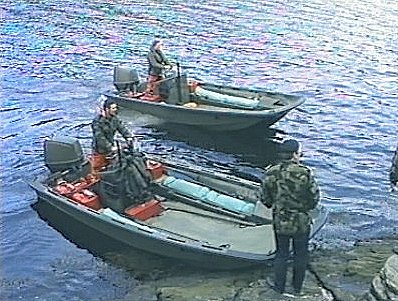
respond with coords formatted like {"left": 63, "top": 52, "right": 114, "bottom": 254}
{"left": 146, "top": 201, "right": 276, "bottom": 255}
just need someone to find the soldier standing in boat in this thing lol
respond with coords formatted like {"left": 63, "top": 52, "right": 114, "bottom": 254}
{"left": 91, "top": 99, "right": 133, "bottom": 157}
{"left": 145, "top": 39, "right": 173, "bottom": 99}
{"left": 261, "top": 139, "right": 320, "bottom": 296}
{"left": 390, "top": 144, "right": 398, "bottom": 190}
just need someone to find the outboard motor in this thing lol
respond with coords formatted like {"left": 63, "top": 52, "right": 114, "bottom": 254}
{"left": 113, "top": 66, "right": 140, "bottom": 93}
{"left": 44, "top": 137, "right": 90, "bottom": 178}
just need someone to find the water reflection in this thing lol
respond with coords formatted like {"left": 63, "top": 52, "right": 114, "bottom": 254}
{"left": 117, "top": 106, "right": 291, "bottom": 181}
{"left": 144, "top": 123, "right": 285, "bottom": 166}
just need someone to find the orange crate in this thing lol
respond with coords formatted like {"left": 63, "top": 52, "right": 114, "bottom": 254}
{"left": 124, "top": 199, "right": 164, "bottom": 221}
{"left": 72, "top": 189, "right": 102, "bottom": 210}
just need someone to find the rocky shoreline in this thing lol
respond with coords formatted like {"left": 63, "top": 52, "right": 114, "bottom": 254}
{"left": 361, "top": 249, "right": 398, "bottom": 301}
{"left": 310, "top": 238, "right": 397, "bottom": 301}
{"left": 117, "top": 238, "right": 397, "bottom": 301}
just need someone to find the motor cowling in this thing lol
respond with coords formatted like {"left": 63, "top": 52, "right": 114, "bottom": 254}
{"left": 113, "top": 66, "right": 140, "bottom": 92}
{"left": 44, "top": 137, "right": 87, "bottom": 173}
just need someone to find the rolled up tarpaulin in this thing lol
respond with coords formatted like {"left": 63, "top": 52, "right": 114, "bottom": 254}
{"left": 162, "top": 176, "right": 211, "bottom": 199}
{"left": 194, "top": 86, "right": 260, "bottom": 109}
{"left": 204, "top": 190, "right": 255, "bottom": 214}
{"left": 162, "top": 176, "right": 255, "bottom": 214}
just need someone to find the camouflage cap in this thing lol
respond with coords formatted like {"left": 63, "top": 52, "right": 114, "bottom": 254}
{"left": 279, "top": 139, "right": 300, "bottom": 153}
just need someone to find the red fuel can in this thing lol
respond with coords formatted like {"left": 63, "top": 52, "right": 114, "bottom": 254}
{"left": 124, "top": 199, "right": 164, "bottom": 221}
{"left": 72, "top": 174, "right": 99, "bottom": 191}
{"left": 146, "top": 160, "right": 165, "bottom": 180}
{"left": 54, "top": 182, "right": 76, "bottom": 195}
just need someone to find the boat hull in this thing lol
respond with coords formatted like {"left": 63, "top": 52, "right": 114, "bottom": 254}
{"left": 31, "top": 176, "right": 328, "bottom": 270}
{"left": 31, "top": 181, "right": 274, "bottom": 269}
{"left": 104, "top": 82, "right": 304, "bottom": 131}
{"left": 30, "top": 138, "right": 327, "bottom": 270}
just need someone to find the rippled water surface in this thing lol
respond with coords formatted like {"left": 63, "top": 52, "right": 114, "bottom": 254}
{"left": 1, "top": 0, "right": 397, "bottom": 300}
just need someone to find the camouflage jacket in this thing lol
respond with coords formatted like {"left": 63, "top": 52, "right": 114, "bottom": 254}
{"left": 261, "top": 160, "right": 320, "bottom": 235}
{"left": 91, "top": 114, "right": 132, "bottom": 155}
{"left": 390, "top": 145, "right": 398, "bottom": 186}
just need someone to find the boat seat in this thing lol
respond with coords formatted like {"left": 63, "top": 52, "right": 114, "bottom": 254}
{"left": 164, "top": 74, "right": 190, "bottom": 105}
{"left": 161, "top": 176, "right": 256, "bottom": 215}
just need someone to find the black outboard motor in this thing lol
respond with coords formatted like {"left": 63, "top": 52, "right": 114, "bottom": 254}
{"left": 44, "top": 137, "right": 91, "bottom": 179}
{"left": 113, "top": 66, "right": 140, "bottom": 93}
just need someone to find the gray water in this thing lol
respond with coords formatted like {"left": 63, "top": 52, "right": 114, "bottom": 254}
{"left": 1, "top": 0, "right": 397, "bottom": 300}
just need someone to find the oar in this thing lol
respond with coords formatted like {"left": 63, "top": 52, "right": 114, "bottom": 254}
{"left": 145, "top": 154, "right": 260, "bottom": 188}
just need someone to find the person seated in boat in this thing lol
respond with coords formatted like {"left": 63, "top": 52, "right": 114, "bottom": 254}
{"left": 145, "top": 39, "right": 173, "bottom": 99}
{"left": 390, "top": 144, "right": 398, "bottom": 190}
{"left": 261, "top": 139, "right": 320, "bottom": 296}
{"left": 91, "top": 99, "right": 133, "bottom": 160}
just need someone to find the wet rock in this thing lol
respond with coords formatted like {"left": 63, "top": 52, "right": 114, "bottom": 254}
{"left": 156, "top": 275, "right": 328, "bottom": 301}
{"left": 151, "top": 262, "right": 334, "bottom": 301}
{"left": 157, "top": 280, "right": 237, "bottom": 301}
{"left": 149, "top": 263, "right": 327, "bottom": 301}
{"left": 121, "top": 238, "right": 397, "bottom": 301}
{"left": 119, "top": 284, "right": 157, "bottom": 301}
{"left": 360, "top": 254, "right": 398, "bottom": 301}
{"left": 238, "top": 275, "right": 331, "bottom": 301}
{"left": 310, "top": 239, "right": 396, "bottom": 301}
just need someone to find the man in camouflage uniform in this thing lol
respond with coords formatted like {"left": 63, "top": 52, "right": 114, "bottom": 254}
{"left": 262, "top": 139, "right": 320, "bottom": 295}
{"left": 390, "top": 144, "right": 398, "bottom": 189}
{"left": 91, "top": 99, "right": 133, "bottom": 156}
{"left": 145, "top": 39, "right": 172, "bottom": 98}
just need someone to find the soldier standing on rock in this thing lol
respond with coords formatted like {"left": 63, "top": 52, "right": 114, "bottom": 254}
{"left": 261, "top": 139, "right": 320, "bottom": 296}
{"left": 390, "top": 144, "right": 398, "bottom": 190}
